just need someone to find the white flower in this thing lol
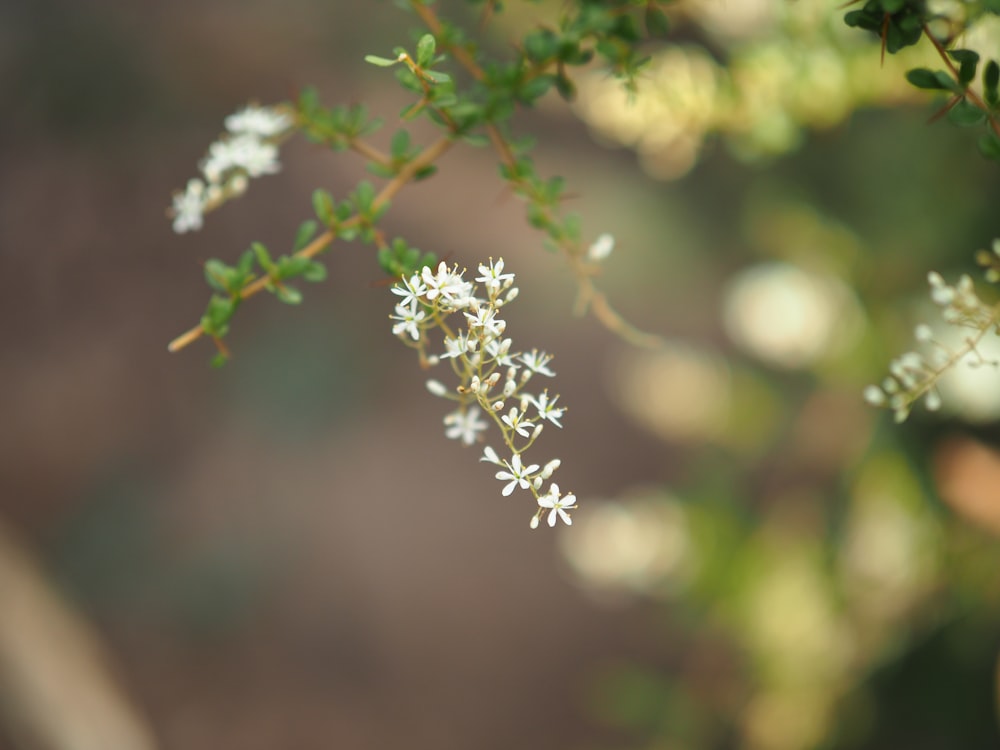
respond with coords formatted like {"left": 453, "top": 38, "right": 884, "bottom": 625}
{"left": 528, "top": 390, "right": 565, "bottom": 427}
{"left": 171, "top": 178, "right": 207, "bottom": 234}
{"left": 201, "top": 140, "right": 236, "bottom": 182}
{"left": 225, "top": 133, "right": 281, "bottom": 177}
{"left": 465, "top": 306, "right": 505, "bottom": 338}
{"left": 444, "top": 406, "right": 489, "bottom": 445}
{"left": 495, "top": 454, "right": 539, "bottom": 496}
{"left": 485, "top": 338, "right": 517, "bottom": 369}
{"left": 588, "top": 233, "right": 615, "bottom": 261}
{"left": 225, "top": 105, "right": 293, "bottom": 137}
{"left": 475, "top": 257, "right": 515, "bottom": 294}
{"left": 521, "top": 349, "right": 555, "bottom": 377}
{"left": 501, "top": 407, "right": 535, "bottom": 438}
{"left": 202, "top": 134, "right": 280, "bottom": 182}
{"left": 536, "top": 484, "right": 576, "bottom": 527}
{"left": 390, "top": 302, "right": 425, "bottom": 341}
{"left": 391, "top": 274, "right": 427, "bottom": 309}
{"left": 441, "top": 331, "right": 472, "bottom": 359}
{"left": 421, "top": 262, "right": 474, "bottom": 308}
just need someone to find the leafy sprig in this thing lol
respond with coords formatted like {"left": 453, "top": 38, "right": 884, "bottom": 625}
{"left": 169, "top": 1, "right": 669, "bottom": 363}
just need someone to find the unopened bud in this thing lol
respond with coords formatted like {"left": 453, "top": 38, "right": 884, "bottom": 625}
{"left": 426, "top": 380, "right": 448, "bottom": 397}
{"left": 540, "top": 459, "right": 561, "bottom": 479}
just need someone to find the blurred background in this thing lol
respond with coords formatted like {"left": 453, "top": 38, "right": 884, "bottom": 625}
{"left": 2, "top": 0, "right": 1000, "bottom": 748}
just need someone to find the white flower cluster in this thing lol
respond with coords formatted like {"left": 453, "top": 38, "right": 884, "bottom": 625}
{"left": 168, "top": 104, "right": 294, "bottom": 234}
{"left": 864, "top": 267, "right": 1000, "bottom": 422}
{"left": 390, "top": 258, "right": 577, "bottom": 528}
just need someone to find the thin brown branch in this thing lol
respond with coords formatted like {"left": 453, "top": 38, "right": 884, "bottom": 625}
{"left": 168, "top": 135, "right": 456, "bottom": 354}
{"left": 350, "top": 138, "right": 391, "bottom": 166}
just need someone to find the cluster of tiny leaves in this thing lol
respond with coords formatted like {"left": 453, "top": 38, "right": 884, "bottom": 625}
{"left": 843, "top": 0, "right": 1000, "bottom": 159}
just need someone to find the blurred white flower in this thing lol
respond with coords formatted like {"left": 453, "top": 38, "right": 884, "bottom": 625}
{"left": 170, "top": 178, "right": 206, "bottom": 234}
{"left": 225, "top": 104, "right": 293, "bottom": 137}
{"left": 587, "top": 233, "right": 615, "bottom": 261}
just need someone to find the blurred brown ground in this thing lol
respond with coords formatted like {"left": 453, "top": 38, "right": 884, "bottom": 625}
{"left": 0, "top": 1, "right": 675, "bottom": 748}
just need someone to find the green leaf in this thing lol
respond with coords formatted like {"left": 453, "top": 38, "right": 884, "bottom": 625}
{"left": 277, "top": 255, "right": 312, "bottom": 278}
{"left": 462, "top": 133, "right": 490, "bottom": 148}
{"left": 423, "top": 70, "right": 451, "bottom": 84}
{"left": 526, "top": 202, "right": 549, "bottom": 229}
{"left": 985, "top": 60, "right": 999, "bottom": 107}
{"left": 399, "top": 101, "right": 424, "bottom": 120}
{"left": 210, "top": 353, "right": 229, "bottom": 369}
{"left": 562, "top": 212, "right": 581, "bottom": 242}
{"left": 885, "top": 14, "right": 922, "bottom": 54}
{"left": 352, "top": 181, "right": 376, "bottom": 212}
{"left": 644, "top": 6, "right": 671, "bottom": 37}
{"left": 204, "top": 259, "right": 231, "bottom": 292}
{"left": 523, "top": 30, "right": 557, "bottom": 63}
{"left": 978, "top": 132, "right": 1000, "bottom": 160}
{"left": 297, "top": 86, "right": 319, "bottom": 115}
{"left": 312, "top": 189, "right": 335, "bottom": 225}
{"left": 293, "top": 220, "right": 318, "bottom": 252}
{"left": 950, "top": 50, "right": 980, "bottom": 86}
{"left": 201, "top": 295, "right": 237, "bottom": 336}
{"left": 414, "top": 165, "right": 437, "bottom": 181}
{"left": 236, "top": 250, "right": 255, "bottom": 278}
{"left": 274, "top": 284, "right": 303, "bottom": 305}
{"left": 905, "top": 68, "right": 951, "bottom": 90}
{"left": 377, "top": 247, "right": 393, "bottom": 275}
{"left": 555, "top": 74, "right": 577, "bottom": 101}
{"left": 302, "top": 261, "right": 327, "bottom": 282}
{"left": 365, "top": 54, "right": 400, "bottom": 67}
{"left": 948, "top": 99, "right": 987, "bottom": 126}
{"left": 390, "top": 129, "right": 412, "bottom": 160}
{"left": 366, "top": 162, "right": 396, "bottom": 178}
{"left": 252, "top": 242, "right": 276, "bottom": 274}
{"left": 949, "top": 49, "right": 980, "bottom": 65}
{"left": 843, "top": 9, "right": 880, "bottom": 31}
{"left": 518, "top": 75, "right": 555, "bottom": 103}
{"left": 416, "top": 34, "right": 436, "bottom": 68}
